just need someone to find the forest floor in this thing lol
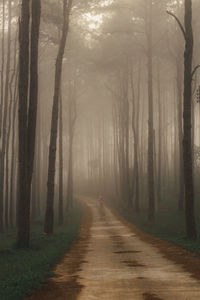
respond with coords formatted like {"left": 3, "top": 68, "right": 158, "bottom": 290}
{"left": 0, "top": 203, "right": 82, "bottom": 300}
{"left": 27, "top": 196, "right": 200, "bottom": 300}
{"left": 111, "top": 201, "right": 200, "bottom": 257}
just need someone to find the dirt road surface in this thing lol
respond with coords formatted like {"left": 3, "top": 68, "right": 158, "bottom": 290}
{"left": 27, "top": 197, "right": 200, "bottom": 300}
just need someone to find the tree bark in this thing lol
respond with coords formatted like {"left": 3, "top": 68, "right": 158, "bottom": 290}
{"left": 130, "top": 70, "right": 140, "bottom": 212}
{"left": 66, "top": 84, "right": 77, "bottom": 210}
{"left": 0, "top": 0, "right": 5, "bottom": 139}
{"left": 145, "top": 0, "right": 155, "bottom": 222}
{"left": 9, "top": 29, "right": 18, "bottom": 229}
{"left": 17, "top": 0, "right": 41, "bottom": 247}
{"left": 58, "top": 94, "right": 64, "bottom": 225}
{"left": 44, "top": 0, "right": 73, "bottom": 234}
{"left": 17, "top": 0, "right": 30, "bottom": 247}
{"left": 27, "top": 0, "right": 41, "bottom": 198}
{"left": 183, "top": 0, "right": 197, "bottom": 239}
{"left": 2, "top": 0, "right": 12, "bottom": 230}
{"left": 176, "top": 58, "right": 184, "bottom": 211}
{"left": 157, "top": 58, "right": 162, "bottom": 204}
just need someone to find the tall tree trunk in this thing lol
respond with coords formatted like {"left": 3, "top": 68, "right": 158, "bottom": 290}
{"left": 17, "top": 0, "right": 30, "bottom": 247}
{"left": 3, "top": 0, "right": 12, "bottom": 230}
{"left": 66, "top": 137, "right": 74, "bottom": 210}
{"left": 117, "top": 71, "right": 131, "bottom": 207}
{"left": 183, "top": 0, "right": 196, "bottom": 239}
{"left": 10, "top": 77, "right": 18, "bottom": 228}
{"left": 10, "top": 77, "right": 18, "bottom": 229}
{"left": 17, "top": 0, "right": 41, "bottom": 247}
{"left": 145, "top": 0, "right": 155, "bottom": 222}
{"left": 0, "top": 0, "right": 12, "bottom": 232}
{"left": 0, "top": 0, "right": 5, "bottom": 138}
{"left": 112, "top": 105, "right": 119, "bottom": 197}
{"left": 58, "top": 94, "right": 63, "bottom": 225}
{"left": 130, "top": 70, "right": 140, "bottom": 212}
{"left": 66, "top": 85, "right": 77, "bottom": 210}
{"left": 176, "top": 58, "right": 184, "bottom": 211}
{"left": 31, "top": 157, "right": 37, "bottom": 222}
{"left": 135, "top": 62, "right": 141, "bottom": 211}
{"left": 5, "top": 73, "right": 13, "bottom": 229}
{"left": 36, "top": 129, "right": 41, "bottom": 217}
{"left": 157, "top": 58, "right": 162, "bottom": 204}
{"left": 27, "top": 0, "right": 41, "bottom": 200}
{"left": 9, "top": 30, "right": 18, "bottom": 229}
{"left": 44, "top": 0, "right": 73, "bottom": 234}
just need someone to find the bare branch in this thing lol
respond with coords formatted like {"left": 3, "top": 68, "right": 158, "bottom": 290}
{"left": 191, "top": 64, "right": 200, "bottom": 78}
{"left": 166, "top": 10, "right": 186, "bottom": 41}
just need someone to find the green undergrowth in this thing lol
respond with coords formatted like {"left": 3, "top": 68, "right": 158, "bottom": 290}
{"left": 110, "top": 200, "right": 200, "bottom": 256}
{"left": 0, "top": 202, "right": 82, "bottom": 300}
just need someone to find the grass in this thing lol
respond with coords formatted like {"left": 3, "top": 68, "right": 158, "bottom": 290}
{"left": 0, "top": 202, "right": 82, "bottom": 300}
{"left": 110, "top": 200, "right": 200, "bottom": 256}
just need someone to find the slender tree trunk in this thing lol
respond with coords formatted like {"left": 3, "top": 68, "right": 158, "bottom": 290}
{"left": 130, "top": 70, "right": 140, "bottom": 212}
{"left": 0, "top": 0, "right": 5, "bottom": 138}
{"left": 10, "top": 74, "right": 18, "bottom": 228}
{"left": 117, "top": 71, "right": 131, "bottom": 207}
{"left": 31, "top": 157, "right": 37, "bottom": 222}
{"left": 145, "top": 0, "right": 155, "bottom": 222}
{"left": 5, "top": 76, "right": 13, "bottom": 229}
{"left": 10, "top": 98, "right": 18, "bottom": 227}
{"left": 183, "top": 0, "right": 196, "bottom": 239}
{"left": 9, "top": 30, "right": 18, "bottom": 229}
{"left": 112, "top": 105, "right": 119, "bottom": 197}
{"left": 44, "top": 0, "right": 73, "bottom": 234}
{"left": 135, "top": 62, "right": 141, "bottom": 211}
{"left": 4, "top": 0, "right": 12, "bottom": 230}
{"left": 36, "top": 132, "right": 41, "bottom": 217}
{"left": 66, "top": 137, "right": 74, "bottom": 209}
{"left": 157, "top": 58, "right": 162, "bottom": 203}
{"left": 58, "top": 94, "right": 63, "bottom": 225}
{"left": 0, "top": 0, "right": 12, "bottom": 232}
{"left": 17, "top": 0, "right": 30, "bottom": 247}
{"left": 66, "top": 86, "right": 77, "bottom": 210}
{"left": 140, "top": 94, "right": 145, "bottom": 199}
{"left": 125, "top": 99, "right": 131, "bottom": 207}
{"left": 176, "top": 58, "right": 184, "bottom": 211}
{"left": 17, "top": 0, "right": 41, "bottom": 247}
{"left": 27, "top": 0, "right": 41, "bottom": 205}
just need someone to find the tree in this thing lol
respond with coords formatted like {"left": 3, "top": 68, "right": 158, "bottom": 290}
{"left": 167, "top": 0, "right": 197, "bottom": 239}
{"left": 9, "top": 32, "right": 18, "bottom": 228}
{"left": 145, "top": 0, "right": 155, "bottom": 222}
{"left": 0, "top": 0, "right": 12, "bottom": 231}
{"left": 44, "top": 0, "right": 73, "bottom": 234}
{"left": 183, "top": 0, "right": 197, "bottom": 239}
{"left": 0, "top": 0, "right": 5, "bottom": 139}
{"left": 17, "top": 0, "right": 41, "bottom": 248}
{"left": 58, "top": 93, "right": 64, "bottom": 225}
{"left": 27, "top": 0, "right": 41, "bottom": 205}
{"left": 130, "top": 67, "right": 140, "bottom": 212}
{"left": 66, "top": 81, "right": 77, "bottom": 210}
{"left": 17, "top": 0, "right": 31, "bottom": 247}
{"left": 4, "top": 0, "right": 12, "bottom": 229}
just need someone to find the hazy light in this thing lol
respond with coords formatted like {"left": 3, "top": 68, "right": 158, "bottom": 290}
{"left": 100, "top": 0, "right": 114, "bottom": 7}
{"left": 83, "top": 13, "right": 103, "bottom": 30}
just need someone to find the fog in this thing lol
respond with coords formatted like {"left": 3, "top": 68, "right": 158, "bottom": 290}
{"left": 1, "top": 1, "right": 200, "bottom": 298}
{"left": 1, "top": 0, "right": 200, "bottom": 237}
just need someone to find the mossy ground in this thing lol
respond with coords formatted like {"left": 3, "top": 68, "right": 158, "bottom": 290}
{"left": 111, "top": 200, "right": 200, "bottom": 256}
{"left": 0, "top": 202, "right": 82, "bottom": 300}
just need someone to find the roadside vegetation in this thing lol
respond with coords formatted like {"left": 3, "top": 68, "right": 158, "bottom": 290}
{"left": 0, "top": 203, "right": 82, "bottom": 300}
{"left": 111, "top": 196, "right": 200, "bottom": 255}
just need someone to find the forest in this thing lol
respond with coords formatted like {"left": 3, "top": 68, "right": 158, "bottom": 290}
{"left": 1, "top": 0, "right": 200, "bottom": 299}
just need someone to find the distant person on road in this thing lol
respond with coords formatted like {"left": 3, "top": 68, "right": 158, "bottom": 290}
{"left": 98, "top": 195, "right": 104, "bottom": 207}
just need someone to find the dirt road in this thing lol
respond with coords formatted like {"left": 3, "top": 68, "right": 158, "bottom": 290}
{"left": 28, "top": 197, "right": 200, "bottom": 300}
